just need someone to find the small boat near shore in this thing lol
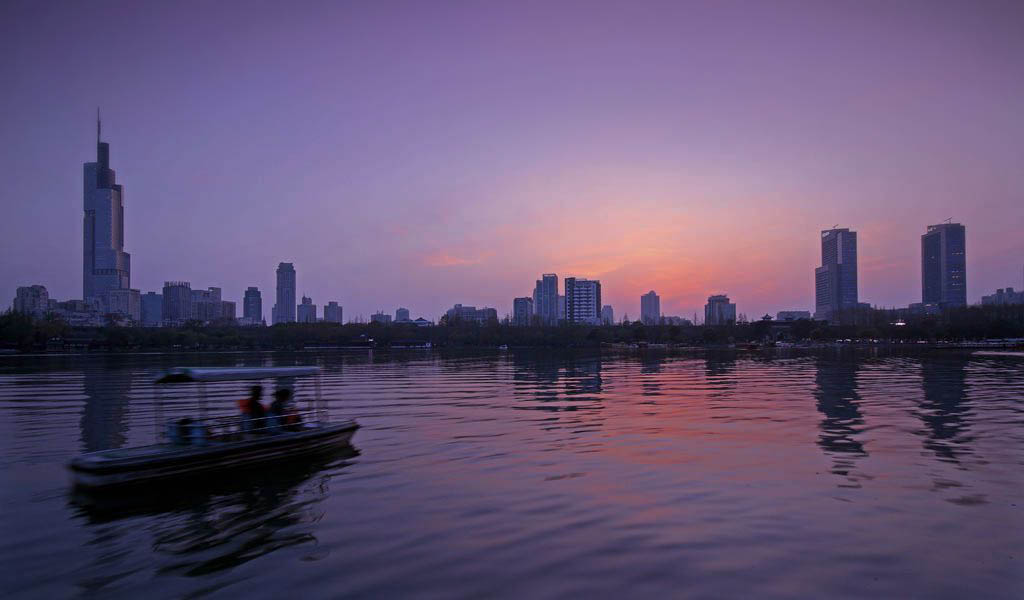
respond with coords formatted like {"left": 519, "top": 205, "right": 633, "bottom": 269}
{"left": 68, "top": 366, "right": 358, "bottom": 490}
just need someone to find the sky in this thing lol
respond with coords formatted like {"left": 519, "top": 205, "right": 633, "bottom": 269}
{"left": 1, "top": 0, "right": 1022, "bottom": 322}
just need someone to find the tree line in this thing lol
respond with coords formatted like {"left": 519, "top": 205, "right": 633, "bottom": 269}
{"left": 1, "top": 303, "right": 1022, "bottom": 352}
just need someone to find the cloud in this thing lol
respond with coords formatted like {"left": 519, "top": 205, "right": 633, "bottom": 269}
{"left": 423, "top": 251, "right": 489, "bottom": 267}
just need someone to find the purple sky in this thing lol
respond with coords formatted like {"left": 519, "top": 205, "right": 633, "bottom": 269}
{"left": 2, "top": 0, "right": 1022, "bottom": 321}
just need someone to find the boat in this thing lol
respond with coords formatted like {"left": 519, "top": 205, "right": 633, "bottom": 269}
{"left": 68, "top": 366, "right": 358, "bottom": 490}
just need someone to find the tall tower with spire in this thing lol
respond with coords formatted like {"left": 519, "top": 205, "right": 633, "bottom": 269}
{"left": 83, "top": 110, "right": 131, "bottom": 305}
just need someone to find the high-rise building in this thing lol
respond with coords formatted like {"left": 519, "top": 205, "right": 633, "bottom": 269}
{"left": 371, "top": 312, "right": 393, "bottom": 325}
{"left": 106, "top": 288, "right": 141, "bottom": 322}
{"left": 814, "top": 228, "right": 858, "bottom": 323}
{"left": 141, "top": 292, "right": 162, "bottom": 326}
{"left": 558, "top": 295, "right": 566, "bottom": 322}
{"left": 83, "top": 114, "right": 130, "bottom": 306}
{"left": 705, "top": 294, "right": 737, "bottom": 325}
{"left": 243, "top": 287, "right": 262, "bottom": 323}
{"left": 921, "top": 222, "right": 966, "bottom": 308}
{"left": 324, "top": 301, "right": 343, "bottom": 323}
{"left": 512, "top": 297, "right": 534, "bottom": 326}
{"left": 533, "top": 274, "right": 559, "bottom": 325}
{"left": 395, "top": 307, "right": 411, "bottom": 322}
{"left": 565, "top": 278, "right": 601, "bottom": 324}
{"left": 601, "top": 304, "right": 614, "bottom": 325}
{"left": 274, "top": 263, "right": 296, "bottom": 324}
{"left": 981, "top": 287, "right": 1024, "bottom": 306}
{"left": 445, "top": 304, "right": 498, "bottom": 324}
{"left": 13, "top": 285, "right": 49, "bottom": 317}
{"left": 297, "top": 296, "right": 317, "bottom": 323}
{"left": 220, "top": 300, "right": 236, "bottom": 321}
{"left": 191, "top": 287, "right": 222, "bottom": 322}
{"left": 640, "top": 291, "right": 660, "bottom": 325}
{"left": 162, "top": 281, "right": 192, "bottom": 324}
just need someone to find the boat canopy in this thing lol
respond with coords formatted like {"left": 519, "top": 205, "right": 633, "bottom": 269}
{"left": 155, "top": 366, "right": 321, "bottom": 384}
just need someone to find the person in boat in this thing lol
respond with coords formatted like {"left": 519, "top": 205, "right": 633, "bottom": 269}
{"left": 239, "top": 385, "right": 267, "bottom": 432}
{"left": 269, "top": 388, "right": 302, "bottom": 432}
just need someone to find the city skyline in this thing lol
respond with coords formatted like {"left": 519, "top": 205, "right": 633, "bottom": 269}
{"left": 2, "top": 1, "right": 1023, "bottom": 321}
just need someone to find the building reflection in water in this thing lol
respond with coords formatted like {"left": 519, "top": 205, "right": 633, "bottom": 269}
{"left": 80, "top": 361, "right": 133, "bottom": 453}
{"left": 510, "top": 353, "right": 605, "bottom": 437}
{"left": 917, "top": 355, "right": 973, "bottom": 464}
{"left": 562, "top": 354, "right": 603, "bottom": 397}
{"left": 813, "top": 356, "right": 866, "bottom": 485}
{"left": 640, "top": 353, "right": 665, "bottom": 397}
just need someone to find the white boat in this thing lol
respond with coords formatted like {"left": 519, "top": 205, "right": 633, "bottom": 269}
{"left": 68, "top": 366, "right": 358, "bottom": 490}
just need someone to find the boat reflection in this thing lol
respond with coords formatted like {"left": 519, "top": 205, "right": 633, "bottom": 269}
{"left": 70, "top": 444, "right": 358, "bottom": 578}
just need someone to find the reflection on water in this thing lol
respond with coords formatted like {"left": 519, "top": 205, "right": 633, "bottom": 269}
{"left": 918, "top": 355, "right": 973, "bottom": 464}
{"left": 80, "top": 361, "right": 132, "bottom": 453}
{"left": 814, "top": 356, "right": 866, "bottom": 484}
{"left": 1, "top": 350, "right": 1023, "bottom": 599}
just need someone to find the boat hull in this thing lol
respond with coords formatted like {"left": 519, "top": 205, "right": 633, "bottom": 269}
{"left": 69, "top": 421, "right": 358, "bottom": 490}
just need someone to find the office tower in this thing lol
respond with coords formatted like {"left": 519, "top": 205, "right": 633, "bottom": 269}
{"left": 297, "top": 296, "right": 317, "bottom": 323}
{"left": 106, "top": 288, "right": 141, "bottom": 322}
{"left": 220, "top": 300, "right": 236, "bottom": 321}
{"left": 640, "top": 291, "right": 660, "bottom": 325}
{"left": 162, "top": 281, "right": 192, "bottom": 324}
{"left": 705, "top": 294, "right": 737, "bottom": 325}
{"left": 445, "top": 304, "right": 498, "bottom": 324}
{"left": 324, "top": 301, "right": 343, "bottom": 323}
{"left": 558, "top": 295, "right": 565, "bottom": 321}
{"left": 191, "top": 287, "right": 222, "bottom": 322}
{"left": 83, "top": 114, "right": 131, "bottom": 306}
{"left": 396, "top": 307, "right": 411, "bottom": 322}
{"left": 921, "top": 223, "right": 966, "bottom": 307}
{"left": 776, "top": 310, "right": 811, "bottom": 321}
{"left": 601, "top": 305, "right": 614, "bottom": 325}
{"left": 13, "top": 285, "right": 49, "bottom": 317}
{"left": 814, "top": 228, "right": 858, "bottom": 323}
{"left": 243, "top": 287, "right": 262, "bottom": 323}
{"left": 513, "top": 297, "right": 534, "bottom": 326}
{"left": 533, "top": 274, "right": 559, "bottom": 325}
{"left": 565, "top": 278, "right": 602, "bottom": 324}
{"left": 141, "top": 292, "right": 162, "bottom": 326}
{"left": 275, "top": 263, "right": 296, "bottom": 324}
{"left": 981, "top": 286, "right": 1024, "bottom": 305}
{"left": 370, "top": 312, "right": 393, "bottom": 325}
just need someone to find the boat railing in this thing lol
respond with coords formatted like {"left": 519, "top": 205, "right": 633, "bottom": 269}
{"left": 163, "top": 410, "right": 325, "bottom": 446}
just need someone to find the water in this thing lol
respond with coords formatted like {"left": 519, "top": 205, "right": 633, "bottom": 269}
{"left": 1, "top": 350, "right": 1022, "bottom": 598}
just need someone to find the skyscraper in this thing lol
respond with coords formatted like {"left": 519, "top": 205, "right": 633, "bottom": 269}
{"left": 704, "top": 294, "right": 737, "bottom": 325}
{"left": 640, "top": 290, "right": 660, "bottom": 325}
{"left": 162, "top": 281, "right": 192, "bottom": 324}
{"left": 533, "top": 274, "right": 559, "bottom": 325}
{"left": 921, "top": 223, "right": 966, "bottom": 307}
{"left": 243, "top": 287, "right": 262, "bottom": 323}
{"left": 395, "top": 307, "right": 411, "bottom": 322}
{"left": 565, "top": 278, "right": 601, "bottom": 324}
{"left": 141, "top": 292, "right": 162, "bottom": 326}
{"left": 512, "top": 297, "right": 534, "bottom": 326}
{"left": 12, "top": 285, "right": 49, "bottom": 318}
{"left": 814, "top": 228, "right": 858, "bottom": 323}
{"left": 324, "top": 301, "right": 343, "bottom": 323}
{"left": 297, "top": 295, "right": 316, "bottom": 323}
{"left": 601, "top": 305, "right": 614, "bottom": 325}
{"left": 274, "top": 263, "right": 296, "bottom": 324}
{"left": 83, "top": 113, "right": 131, "bottom": 305}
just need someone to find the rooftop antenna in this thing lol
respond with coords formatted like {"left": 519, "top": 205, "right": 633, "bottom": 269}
{"left": 945, "top": 217, "right": 952, "bottom": 224}
{"left": 832, "top": 224, "right": 839, "bottom": 230}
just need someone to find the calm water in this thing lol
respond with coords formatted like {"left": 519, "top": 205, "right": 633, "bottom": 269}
{"left": 1, "top": 350, "right": 1022, "bottom": 598}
